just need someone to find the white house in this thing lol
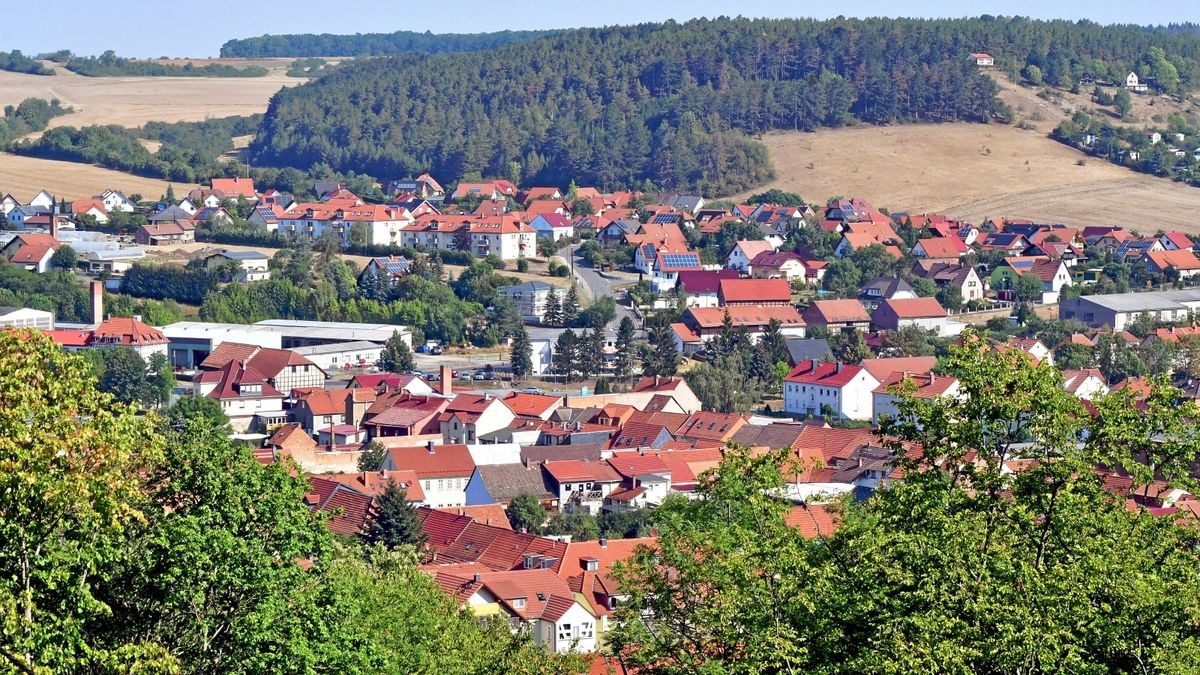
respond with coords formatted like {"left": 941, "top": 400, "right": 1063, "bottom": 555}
{"left": 206, "top": 250, "right": 271, "bottom": 282}
{"left": 440, "top": 394, "right": 516, "bottom": 444}
{"left": 783, "top": 360, "right": 880, "bottom": 421}
{"left": 725, "top": 240, "right": 775, "bottom": 273}
{"left": 98, "top": 189, "right": 136, "bottom": 213}
{"left": 1061, "top": 368, "right": 1109, "bottom": 401}
{"left": 380, "top": 443, "right": 476, "bottom": 508}
{"left": 543, "top": 460, "right": 623, "bottom": 515}
{"left": 192, "top": 360, "right": 286, "bottom": 432}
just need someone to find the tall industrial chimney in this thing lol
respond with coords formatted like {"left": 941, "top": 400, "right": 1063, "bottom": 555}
{"left": 89, "top": 281, "right": 104, "bottom": 327}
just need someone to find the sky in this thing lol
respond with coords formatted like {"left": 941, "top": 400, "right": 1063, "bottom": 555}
{"left": 7, "top": 0, "right": 1198, "bottom": 58}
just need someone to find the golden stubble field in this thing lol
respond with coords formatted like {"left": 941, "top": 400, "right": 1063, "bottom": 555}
{"left": 0, "top": 61, "right": 295, "bottom": 200}
{"left": 751, "top": 72, "right": 1200, "bottom": 234}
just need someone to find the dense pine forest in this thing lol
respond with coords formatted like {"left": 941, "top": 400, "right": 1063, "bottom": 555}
{"left": 250, "top": 16, "right": 1200, "bottom": 195}
{"left": 220, "top": 29, "right": 559, "bottom": 57}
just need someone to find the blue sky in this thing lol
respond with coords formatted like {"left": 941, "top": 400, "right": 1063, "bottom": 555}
{"left": 8, "top": 1, "right": 1198, "bottom": 58}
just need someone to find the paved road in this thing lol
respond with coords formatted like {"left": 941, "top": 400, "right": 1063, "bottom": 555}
{"left": 558, "top": 243, "right": 641, "bottom": 333}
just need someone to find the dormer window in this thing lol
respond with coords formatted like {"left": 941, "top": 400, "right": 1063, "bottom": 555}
{"left": 512, "top": 597, "right": 525, "bottom": 608}
{"left": 583, "top": 557, "right": 599, "bottom": 571}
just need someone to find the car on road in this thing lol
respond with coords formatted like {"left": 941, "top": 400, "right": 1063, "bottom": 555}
{"left": 521, "top": 386, "right": 543, "bottom": 394}
{"left": 473, "top": 372, "right": 487, "bottom": 381}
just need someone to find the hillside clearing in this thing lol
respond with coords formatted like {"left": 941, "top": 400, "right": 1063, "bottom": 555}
{"left": 0, "top": 65, "right": 293, "bottom": 131}
{"left": 755, "top": 123, "right": 1200, "bottom": 233}
{"left": 0, "top": 152, "right": 197, "bottom": 200}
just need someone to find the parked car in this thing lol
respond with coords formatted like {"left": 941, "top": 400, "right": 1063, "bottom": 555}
{"left": 473, "top": 372, "right": 487, "bottom": 381}
{"left": 521, "top": 386, "right": 543, "bottom": 394}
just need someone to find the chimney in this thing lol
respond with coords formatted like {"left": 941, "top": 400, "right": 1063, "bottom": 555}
{"left": 654, "top": 375, "right": 660, "bottom": 387}
{"left": 49, "top": 217, "right": 58, "bottom": 241}
{"left": 599, "top": 538, "right": 608, "bottom": 548}
{"left": 89, "top": 281, "right": 103, "bottom": 326}
{"left": 426, "top": 441, "right": 436, "bottom": 454}
{"left": 439, "top": 365, "right": 452, "bottom": 397}
{"left": 836, "top": 362, "right": 843, "bottom": 374}
{"left": 472, "top": 572, "right": 481, "bottom": 583}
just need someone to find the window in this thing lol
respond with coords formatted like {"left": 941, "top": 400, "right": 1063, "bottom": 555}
{"left": 512, "top": 598, "right": 525, "bottom": 608}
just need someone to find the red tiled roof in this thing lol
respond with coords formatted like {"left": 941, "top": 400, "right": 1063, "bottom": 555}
{"left": 718, "top": 278, "right": 791, "bottom": 304}
{"left": 211, "top": 177, "right": 256, "bottom": 198}
{"left": 784, "top": 360, "right": 865, "bottom": 387}
{"left": 674, "top": 411, "right": 748, "bottom": 441}
{"left": 859, "top": 356, "right": 938, "bottom": 382}
{"left": 1146, "top": 249, "right": 1200, "bottom": 271}
{"left": 542, "top": 460, "right": 622, "bottom": 484}
{"left": 435, "top": 504, "right": 512, "bottom": 529}
{"left": 1163, "top": 231, "right": 1194, "bottom": 249}
{"left": 803, "top": 299, "right": 870, "bottom": 324}
{"left": 607, "top": 452, "right": 671, "bottom": 478}
{"left": 9, "top": 244, "right": 54, "bottom": 265}
{"left": 785, "top": 504, "right": 841, "bottom": 539}
{"left": 684, "top": 305, "right": 806, "bottom": 329}
{"left": 872, "top": 371, "right": 958, "bottom": 398}
{"left": 914, "top": 237, "right": 968, "bottom": 257}
{"left": 293, "top": 387, "right": 353, "bottom": 416}
{"left": 383, "top": 444, "right": 475, "bottom": 478}
{"left": 609, "top": 421, "right": 670, "bottom": 450}
{"left": 90, "top": 317, "right": 167, "bottom": 346}
{"left": 501, "top": 392, "right": 562, "bottom": 418}
{"left": 876, "top": 297, "right": 947, "bottom": 319}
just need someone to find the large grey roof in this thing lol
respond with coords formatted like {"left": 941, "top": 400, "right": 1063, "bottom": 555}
{"left": 1069, "top": 290, "right": 1200, "bottom": 312}
{"left": 477, "top": 463, "right": 555, "bottom": 502}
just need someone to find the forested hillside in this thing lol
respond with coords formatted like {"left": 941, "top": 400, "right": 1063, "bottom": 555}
{"left": 220, "top": 29, "right": 558, "bottom": 57}
{"left": 251, "top": 16, "right": 1200, "bottom": 195}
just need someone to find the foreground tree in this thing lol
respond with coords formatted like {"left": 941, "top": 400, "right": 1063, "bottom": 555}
{"left": 612, "top": 331, "right": 1200, "bottom": 673}
{"left": 510, "top": 324, "right": 533, "bottom": 382}
{"left": 506, "top": 493, "right": 548, "bottom": 534}
{"left": 0, "top": 330, "right": 168, "bottom": 672}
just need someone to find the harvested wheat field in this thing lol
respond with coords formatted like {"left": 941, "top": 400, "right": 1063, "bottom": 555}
{"left": 756, "top": 123, "right": 1200, "bottom": 234}
{"left": 0, "top": 152, "right": 197, "bottom": 200}
{"left": 0, "top": 65, "right": 294, "bottom": 132}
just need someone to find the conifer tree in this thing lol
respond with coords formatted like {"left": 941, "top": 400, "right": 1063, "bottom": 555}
{"left": 510, "top": 324, "right": 533, "bottom": 381}
{"left": 562, "top": 285, "right": 580, "bottom": 327}
{"left": 363, "top": 480, "right": 426, "bottom": 549}
{"left": 377, "top": 331, "right": 414, "bottom": 374}
{"left": 614, "top": 316, "right": 638, "bottom": 384}
{"left": 543, "top": 288, "right": 562, "bottom": 327}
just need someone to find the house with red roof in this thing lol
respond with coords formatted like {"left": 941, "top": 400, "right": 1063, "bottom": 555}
{"left": 290, "top": 387, "right": 358, "bottom": 436}
{"left": 725, "top": 239, "right": 776, "bottom": 272}
{"left": 305, "top": 476, "right": 375, "bottom": 536}
{"left": 1061, "top": 368, "right": 1109, "bottom": 401}
{"left": 529, "top": 213, "right": 574, "bottom": 241}
{"left": 440, "top": 393, "right": 516, "bottom": 444}
{"left": 871, "top": 371, "right": 960, "bottom": 425}
{"left": 360, "top": 391, "right": 448, "bottom": 439}
{"left": 210, "top": 177, "right": 258, "bottom": 201}
{"left": 870, "top": 297, "right": 951, "bottom": 333}
{"left": 423, "top": 565, "right": 598, "bottom": 653}
{"left": 606, "top": 451, "right": 673, "bottom": 510}
{"left": 192, "top": 359, "right": 286, "bottom": 431}
{"left": 992, "top": 257, "right": 1073, "bottom": 303}
{"left": 559, "top": 537, "right": 655, "bottom": 632}
{"left": 200, "top": 341, "right": 326, "bottom": 394}
{"left": 1144, "top": 249, "right": 1200, "bottom": 279}
{"left": 674, "top": 411, "right": 748, "bottom": 443}
{"left": 70, "top": 198, "right": 110, "bottom": 224}
{"left": 1160, "top": 231, "right": 1194, "bottom": 252}
{"left": 501, "top": 392, "right": 564, "bottom": 421}
{"left": 746, "top": 250, "right": 806, "bottom": 281}
{"left": 674, "top": 306, "right": 806, "bottom": 353}
{"left": 86, "top": 316, "right": 169, "bottom": 361}
{"left": 543, "top": 460, "right": 624, "bottom": 514}
{"left": 911, "top": 260, "right": 984, "bottom": 304}
{"left": 718, "top": 278, "right": 792, "bottom": 307}
{"left": 676, "top": 269, "right": 739, "bottom": 308}
{"left": 911, "top": 236, "right": 968, "bottom": 259}
{"left": 802, "top": 299, "right": 871, "bottom": 333}
{"left": 380, "top": 443, "right": 476, "bottom": 508}
{"left": 784, "top": 360, "right": 880, "bottom": 421}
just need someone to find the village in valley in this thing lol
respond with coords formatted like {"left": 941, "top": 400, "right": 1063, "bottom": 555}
{"left": 10, "top": 12, "right": 1200, "bottom": 673}
{"left": 7, "top": 125, "right": 1200, "bottom": 659}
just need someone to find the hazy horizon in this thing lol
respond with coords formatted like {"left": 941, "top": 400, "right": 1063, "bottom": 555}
{"left": 7, "top": 0, "right": 1200, "bottom": 60}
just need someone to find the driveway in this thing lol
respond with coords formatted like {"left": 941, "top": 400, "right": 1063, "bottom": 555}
{"left": 558, "top": 243, "right": 642, "bottom": 333}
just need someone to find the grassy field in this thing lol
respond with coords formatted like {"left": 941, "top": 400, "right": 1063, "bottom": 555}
{"left": 0, "top": 152, "right": 198, "bottom": 200}
{"left": 749, "top": 72, "right": 1200, "bottom": 234}
{"left": 0, "top": 62, "right": 294, "bottom": 132}
{"left": 0, "top": 61, "right": 293, "bottom": 200}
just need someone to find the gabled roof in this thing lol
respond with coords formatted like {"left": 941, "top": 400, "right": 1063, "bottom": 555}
{"left": 729, "top": 239, "right": 774, "bottom": 260}
{"left": 501, "top": 392, "right": 563, "bottom": 418}
{"left": 803, "top": 299, "right": 870, "bottom": 324}
{"left": 913, "top": 237, "right": 968, "bottom": 257}
{"left": 674, "top": 411, "right": 748, "bottom": 442}
{"left": 875, "top": 297, "right": 947, "bottom": 319}
{"left": 92, "top": 317, "right": 167, "bottom": 346}
{"left": 383, "top": 444, "right": 475, "bottom": 478}
{"left": 676, "top": 269, "right": 740, "bottom": 295}
{"left": 784, "top": 360, "right": 865, "bottom": 387}
{"left": 859, "top": 356, "right": 938, "bottom": 382}
{"left": 1146, "top": 249, "right": 1200, "bottom": 272}
{"left": 543, "top": 460, "right": 622, "bottom": 484}
{"left": 872, "top": 371, "right": 958, "bottom": 398}
{"left": 718, "top": 278, "right": 791, "bottom": 304}
{"left": 607, "top": 452, "right": 672, "bottom": 479}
